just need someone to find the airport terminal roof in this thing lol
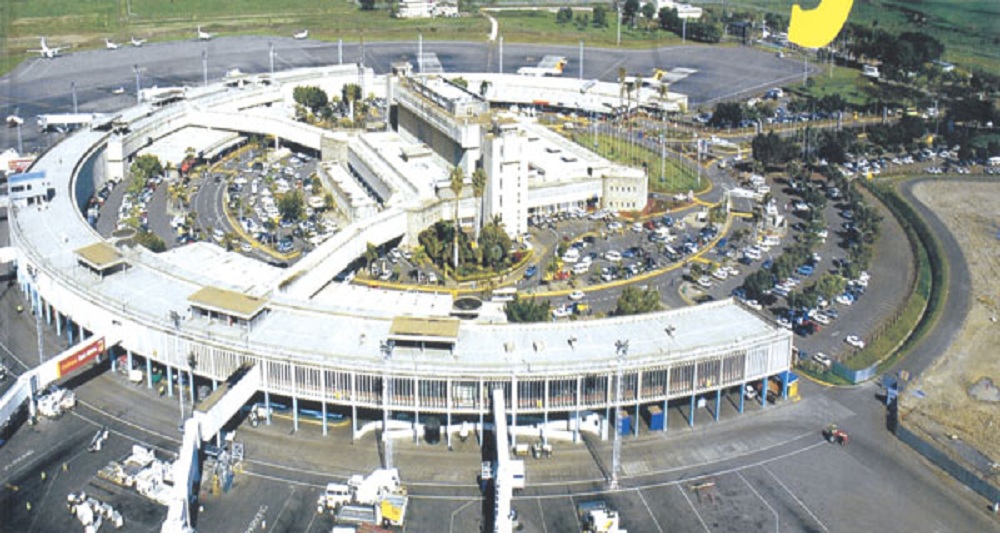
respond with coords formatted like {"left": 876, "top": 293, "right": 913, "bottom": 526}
{"left": 138, "top": 126, "right": 240, "bottom": 166}
{"left": 188, "top": 286, "right": 268, "bottom": 320}
{"left": 75, "top": 242, "right": 125, "bottom": 271}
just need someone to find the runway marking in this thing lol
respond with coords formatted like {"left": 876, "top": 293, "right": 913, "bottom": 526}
{"left": 738, "top": 471, "right": 779, "bottom": 533}
{"left": 677, "top": 483, "right": 711, "bottom": 533}
{"left": 449, "top": 500, "right": 475, "bottom": 533}
{"left": 636, "top": 488, "right": 665, "bottom": 533}
{"left": 763, "top": 464, "right": 829, "bottom": 533}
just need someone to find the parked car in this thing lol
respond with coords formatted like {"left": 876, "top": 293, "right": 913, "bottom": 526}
{"left": 845, "top": 335, "right": 865, "bottom": 349}
{"left": 812, "top": 352, "right": 832, "bottom": 368}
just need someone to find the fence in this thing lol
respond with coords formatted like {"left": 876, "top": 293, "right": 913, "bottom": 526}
{"left": 893, "top": 411, "right": 1000, "bottom": 505}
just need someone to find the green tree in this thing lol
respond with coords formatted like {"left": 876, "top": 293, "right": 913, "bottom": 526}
{"left": 277, "top": 190, "right": 305, "bottom": 221}
{"left": 614, "top": 286, "right": 661, "bottom": 316}
{"left": 813, "top": 273, "right": 847, "bottom": 300}
{"left": 364, "top": 242, "right": 379, "bottom": 271}
{"left": 471, "top": 167, "right": 487, "bottom": 240}
{"left": 709, "top": 102, "right": 745, "bottom": 128}
{"left": 623, "top": 0, "right": 640, "bottom": 27}
{"left": 449, "top": 167, "right": 465, "bottom": 269}
{"left": 658, "top": 7, "right": 681, "bottom": 32}
{"left": 752, "top": 131, "right": 795, "bottom": 167}
{"left": 504, "top": 295, "right": 551, "bottom": 323}
{"left": 135, "top": 229, "right": 166, "bottom": 253}
{"left": 477, "top": 220, "right": 512, "bottom": 270}
{"left": 556, "top": 6, "right": 573, "bottom": 24}
{"left": 593, "top": 5, "right": 608, "bottom": 27}
{"left": 359, "top": 0, "right": 376, "bottom": 10}
{"left": 293, "top": 86, "right": 329, "bottom": 115}
{"left": 451, "top": 77, "right": 469, "bottom": 89}
{"left": 640, "top": 2, "right": 656, "bottom": 30}
{"left": 129, "top": 154, "right": 163, "bottom": 193}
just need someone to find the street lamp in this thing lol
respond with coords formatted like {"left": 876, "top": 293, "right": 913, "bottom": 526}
{"left": 610, "top": 339, "right": 628, "bottom": 490}
{"left": 380, "top": 339, "right": 395, "bottom": 469}
{"left": 170, "top": 311, "right": 184, "bottom": 429}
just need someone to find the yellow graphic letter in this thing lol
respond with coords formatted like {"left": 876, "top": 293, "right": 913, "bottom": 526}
{"left": 788, "top": 0, "right": 854, "bottom": 49}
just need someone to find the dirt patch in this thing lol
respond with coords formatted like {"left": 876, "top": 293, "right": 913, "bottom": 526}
{"left": 901, "top": 181, "right": 1000, "bottom": 467}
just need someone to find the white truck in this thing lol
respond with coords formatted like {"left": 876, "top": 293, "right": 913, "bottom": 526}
{"left": 348, "top": 468, "right": 401, "bottom": 506}
{"left": 316, "top": 482, "right": 352, "bottom": 513}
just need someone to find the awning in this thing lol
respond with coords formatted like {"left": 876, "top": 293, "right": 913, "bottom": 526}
{"left": 188, "top": 286, "right": 268, "bottom": 321}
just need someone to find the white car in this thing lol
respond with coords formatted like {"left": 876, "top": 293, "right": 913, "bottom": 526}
{"left": 604, "top": 250, "right": 622, "bottom": 262}
{"left": 813, "top": 313, "right": 831, "bottom": 325}
{"left": 607, "top": 221, "right": 623, "bottom": 231}
{"left": 551, "top": 305, "right": 572, "bottom": 319}
{"left": 712, "top": 269, "right": 728, "bottom": 281}
{"left": 845, "top": 335, "right": 865, "bottom": 349}
{"left": 240, "top": 242, "right": 253, "bottom": 253}
{"left": 568, "top": 290, "right": 585, "bottom": 301}
{"left": 812, "top": 352, "right": 832, "bottom": 368}
{"left": 745, "top": 299, "right": 762, "bottom": 311}
{"left": 696, "top": 276, "right": 712, "bottom": 288}
{"left": 836, "top": 294, "right": 854, "bottom": 306}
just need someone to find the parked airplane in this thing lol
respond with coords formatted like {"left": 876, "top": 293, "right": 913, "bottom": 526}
{"left": 293, "top": 29, "right": 309, "bottom": 40}
{"left": 196, "top": 26, "right": 214, "bottom": 41}
{"left": 6, "top": 115, "right": 24, "bottom": 128}
{"left": 27, "top": 37, "right": 68, "bottom": 59}
{"left": 130, "top": 36, "right": 147, "bottom": 47}
{"left": 105, "top": 39, "right": 120, "bottom": 50}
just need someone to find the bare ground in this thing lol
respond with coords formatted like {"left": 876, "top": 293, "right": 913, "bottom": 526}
{"left": 902, "top": 181, "right": 1000, "bottom": 468}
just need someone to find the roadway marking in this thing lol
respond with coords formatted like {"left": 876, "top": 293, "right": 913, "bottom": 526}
{"left": 738, "top": 471, "right": 779, "bottom": 533}
{"left": 677, "top": 483, "right": 711, "bottom": 533}
{"left": 763, "top": 464, "right": 830, "bottom": 533}
{"left": 449, "top": 500, "right": 475, "bottom": 533}
{"left": 536, "top": 497, "right": 549, "bottom": 533}
{"left": 636, "top": 488, "right": 665, "bottom": 533}
{"left": 267, "top": 486, "right": 296, "bottom": 533}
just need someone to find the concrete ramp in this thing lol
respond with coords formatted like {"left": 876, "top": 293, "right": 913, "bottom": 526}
{"left": 193, "top": 364, "right": 260, "bottom": 442}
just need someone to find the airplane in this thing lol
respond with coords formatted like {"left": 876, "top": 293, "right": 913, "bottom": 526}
{"left": 105, "top": 39, "right": 120, "bottom": 50}
{"left": 196, "top": 26, "right": 214, "bottom": 41}
{"left": 27, "top": 37, "right": 68, "bottom": 59}
{"left": 293, "top": 29, "right": 308, "bottom": 40}
{"left": 130, "top": 36, "right": 147, "bottom": 47}
{"left": 6, "top": 114, "right": 24, "bottom": 128}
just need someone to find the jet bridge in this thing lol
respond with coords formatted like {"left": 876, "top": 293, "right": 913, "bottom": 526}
{"left": 491, "top": 388, "right": 525, "bottom": 533}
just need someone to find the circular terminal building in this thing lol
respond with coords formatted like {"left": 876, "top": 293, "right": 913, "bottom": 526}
{"left": 9, "top": 64, "right": 793, "bottom": 447}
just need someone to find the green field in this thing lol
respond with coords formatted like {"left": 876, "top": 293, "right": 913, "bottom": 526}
{"left": 566, "top": 130, "right": 703, "bottom": 194}
{"left": 726, "top": 0, "right": 1000, "bottom": 71}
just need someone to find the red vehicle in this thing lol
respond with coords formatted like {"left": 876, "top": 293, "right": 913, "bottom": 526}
{"left": 823, "top": 424, "right": 849, "bottom": 445}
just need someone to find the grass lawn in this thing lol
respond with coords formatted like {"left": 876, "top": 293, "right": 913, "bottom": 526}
{"left": 565, "top": 130, "right": 703, "bottom": 194}
{"left": 786, "top": 64, "right": 873, "bottom": 107}
{"left": 727, "top": 0, "right": 1000, "bottom": 73}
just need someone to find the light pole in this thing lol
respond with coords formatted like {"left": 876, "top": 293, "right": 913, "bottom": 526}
{"left": 381, "top": 339, "right": 395, "bottom": 469}
{"left": 202, "top": 50, "right": 208, "bottom": 87}
{"left": 268, "top": 41, "right": 274, "bottom": 77}
{"left": 133, "top": 64, "right": 141, "bottom": 104}
{"left": 610, "top": 339, "right": 628, "bottom": 489}
{"left": 170, "top": 311, "right": 184, "bottom": 429}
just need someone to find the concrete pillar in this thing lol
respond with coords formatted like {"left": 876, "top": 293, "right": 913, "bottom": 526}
{"left": 292, "top": 396, "right": 299, "bottom": 433}
{"left": 127, "top": 350, "right": 133, "bottom": 374}
{"left": 110, "top": 349, "right": 117, "bottom": 372}
{"left": 212, "top": 379, "right": 218, "bottom": 391}
{"left": 66, "top": 317, "right": 75, "bottom": 344}
{"left": 351, "top": 404, "right": 357, "bottom": 440}
{"left": 761, "top": 377, "right": 767, "bottom": 409}
{"left": 781, "top": 373, "right": 789, "bottom": 400}
{"left": 264, "top": 390, "right": 272, "bottom": 425}
{"left": 739, "top": 383, "right": 745, "bottom": 413}
{"left": 167, "top": 366, "right": 174, "bottom": 397}
{"left": 146, "top": 357, "right": 153, "bottom": 389}
{"left": 322, "top": 401, "right": 328, "bottom": 436}
{"left": 688, "top": 394, "right": 695, "bottom": 427}
{"left": 414, "top": 411, "right": 419, "bottom": 444}
{"left": 478, "top": 379, "right": 484, "bottom": 447}
{"left": 714, "top": 389, "right": 721, "bottom": 422}
{"left": 55, "top": 311, "right": 62, "bottom": 336}
{"left": 663, "top": 398, "right": 668, "bottom": 432}
{"left": 446, "top": 410, "right": 452, "bottom": 449}
{"left": 44, "top": 301, "right": 51, "bottom": 326}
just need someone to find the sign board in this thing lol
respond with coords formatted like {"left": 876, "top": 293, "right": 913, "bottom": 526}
{"left": 57, "top": 337, "right": 105, "bottom": 378}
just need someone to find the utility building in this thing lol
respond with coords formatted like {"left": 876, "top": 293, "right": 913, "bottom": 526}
{"left": 482, "top": 121, "right": 529, "bottom": 238}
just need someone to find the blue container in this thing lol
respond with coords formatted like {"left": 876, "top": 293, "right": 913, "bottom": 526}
{"left": 647, "top": 406, "right": 664, "bottom": 431}
{"left": 618, "top": 410, "right": 632, "bottom": 436}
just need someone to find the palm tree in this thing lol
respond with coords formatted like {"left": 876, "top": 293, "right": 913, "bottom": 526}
{"left": 471, "top": 167, "right": 487, "bottom": 240}
{"left": 449, "top": 166, "right": 465, "bottom": 270}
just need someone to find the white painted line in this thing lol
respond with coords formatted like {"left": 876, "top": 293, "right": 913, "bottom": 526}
{"left": 678, "top": 483, "right": 711, "bottom": 533}
{"left": 763, "top": 464, "right": 829, "bottom": 533}
{"left": 449, "top": 500, "right": 475, "bottom": 533}
{"left": 537, "top": 497, "right": 549, "bottom": 533}
{"left": 267, "top": 486, "right": 297, "bottom": 533}
{"left": 738, "top": 471, "right": 779, "bottom": 533}
{"left": 636, "top": 489, "right": 665, "bottom": 533}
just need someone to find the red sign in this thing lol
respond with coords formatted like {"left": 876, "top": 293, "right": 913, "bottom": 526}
{"left": 57, "top": 338, "right": 105, "bottom": 378}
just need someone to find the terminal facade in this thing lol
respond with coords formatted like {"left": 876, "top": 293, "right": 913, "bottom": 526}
{"left": 9, "top": 64, "right": 793, "bottom": 449}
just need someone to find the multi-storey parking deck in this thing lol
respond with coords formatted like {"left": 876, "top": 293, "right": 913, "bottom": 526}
{"left": 9, "top": 67, "right": 793, "bottom": 447}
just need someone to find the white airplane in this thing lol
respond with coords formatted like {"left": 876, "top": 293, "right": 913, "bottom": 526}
{"left": 293, "top": 29, "right": 308, "bottom": 40}
{"left": 27, "top": 37, "right": 67, "bottom": 59}
{"left": 196, "top": 26, "right": 214, "bottom": 41}
{"left": 105, "top": 39, "right": 120, "bottom": 50}
{"left": 6, "top": 114, "right": 24, "bottom": 127}
{"left": 130, "top": 36, "right": 147, "bottom": 47}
